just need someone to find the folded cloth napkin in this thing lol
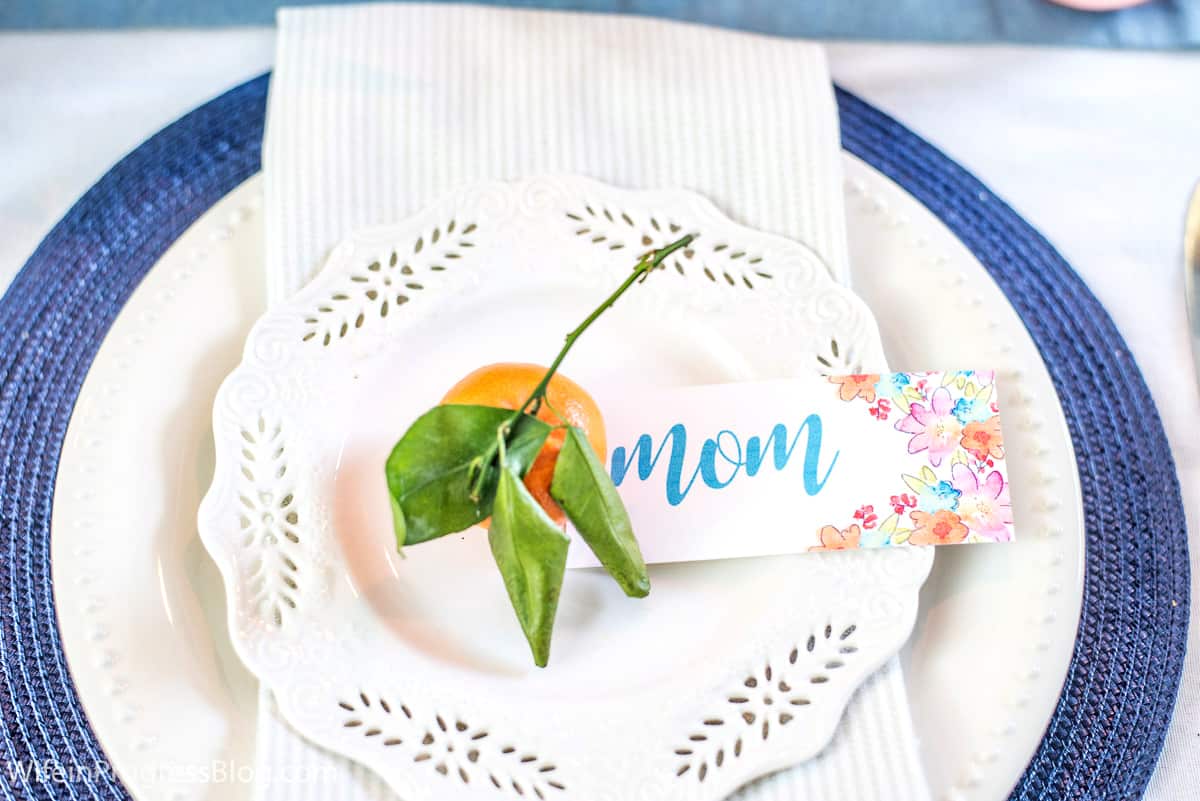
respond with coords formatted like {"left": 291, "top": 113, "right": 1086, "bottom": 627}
{"left": 263, "top": 2, "right": 851, "bottom": 296}
{"left": 257, "top": 5, "right": 930, "bottom": 800}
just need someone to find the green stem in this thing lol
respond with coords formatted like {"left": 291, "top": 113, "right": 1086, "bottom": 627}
{"left": 468, "top": 233, "right": 694, "bottom": 500}
{"left": 496, "top": 424, "right": 508, "bottom": 463}
{"left": 520, "top": 233, "right": 693, "bottom": 413}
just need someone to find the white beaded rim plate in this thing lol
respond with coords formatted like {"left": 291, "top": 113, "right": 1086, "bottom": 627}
{"left": 196, "top": 175, "right": 933, "bottom": 801}
{"left": 51, "top": 159, "right": 1083, "bottom": 801}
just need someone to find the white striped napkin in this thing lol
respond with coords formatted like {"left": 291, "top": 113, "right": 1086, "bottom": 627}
{"left": 257, "top": 5, "right": 931, "bottom": 800}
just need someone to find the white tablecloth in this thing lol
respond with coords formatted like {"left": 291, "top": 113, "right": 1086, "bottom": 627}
{"left": 1, "top": 29, "right": 1196, "bottom": 800}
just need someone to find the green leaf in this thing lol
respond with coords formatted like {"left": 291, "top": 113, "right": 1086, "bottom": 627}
{"left": 385, "top": 405, "right": 550, "bottom": 546}
{"left": 489, "top": 467, "right": 570, "bottom": 667}
{"left": 550, "top": 426, "right": 650, "bottom": 598}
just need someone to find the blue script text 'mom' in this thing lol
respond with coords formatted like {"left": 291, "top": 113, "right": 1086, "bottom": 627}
{"left": 608, "top": 414, "right": 840, "bottom": 507}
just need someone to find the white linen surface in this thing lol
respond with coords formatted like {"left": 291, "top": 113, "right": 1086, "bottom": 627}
{"left": 1, "top": 25, "right": 1197, "bottom": 801}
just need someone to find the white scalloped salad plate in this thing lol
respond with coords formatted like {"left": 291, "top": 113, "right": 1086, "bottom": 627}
{"left": 51, "top": 159, "right": 1083, "bottom": 801}
{"left": 195, "top": 175, "right": 932, "bottom": 801}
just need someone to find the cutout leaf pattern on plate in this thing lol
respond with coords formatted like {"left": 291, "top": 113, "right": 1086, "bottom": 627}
{"left": 303, "top": 220, "right": 477, "bottom": 346}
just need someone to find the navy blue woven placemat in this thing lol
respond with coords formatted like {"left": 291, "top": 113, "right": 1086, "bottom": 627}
{"left": 0, "top": 74, "right": 1187, "bottom": 800}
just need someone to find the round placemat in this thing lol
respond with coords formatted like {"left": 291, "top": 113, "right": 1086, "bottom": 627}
{"left": 0, "top": 74, "right": 1187, "bottom": 800}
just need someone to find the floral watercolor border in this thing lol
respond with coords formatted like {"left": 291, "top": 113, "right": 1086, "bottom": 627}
{"left": 815, "top": 371, "right": 1012, "bottom": 550}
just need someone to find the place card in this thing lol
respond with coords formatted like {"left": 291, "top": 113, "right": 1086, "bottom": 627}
{"left": 575, "top": 370, "right": 1013, "bottom": 567}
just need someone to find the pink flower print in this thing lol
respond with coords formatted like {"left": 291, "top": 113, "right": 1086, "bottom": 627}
{"left": 889, "top": 493, "right": 917, "bottom": 516}
{"left": 894, "top": 387, "right": 964, "bottom": 467}
{"left": 950, "top": 463, "right": 1013, "bottom": 540}
{"left": 853, "top": 504, "right": 878, "bottom": 529}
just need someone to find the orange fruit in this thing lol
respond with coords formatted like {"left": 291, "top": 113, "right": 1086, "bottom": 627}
{"left": 441, "top": 363, "right": 607, "bottom": 526}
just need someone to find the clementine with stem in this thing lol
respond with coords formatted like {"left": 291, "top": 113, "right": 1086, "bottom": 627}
{"left": 442, "top": 363, "right": 606, "bottom": 526}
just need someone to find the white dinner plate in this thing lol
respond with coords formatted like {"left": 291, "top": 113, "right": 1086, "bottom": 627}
{"left": 51, "top": 156, "right": 1083, "bottom": 801}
